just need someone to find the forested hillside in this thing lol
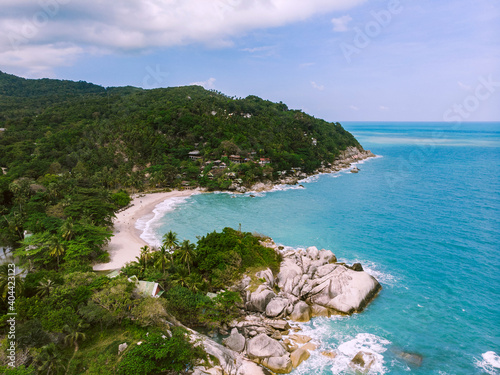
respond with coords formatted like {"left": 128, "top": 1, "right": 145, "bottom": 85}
{"left": 0, "top": 71, "right": 365, "bottom": 374}
{"left": 0, "top": 71, "right": 360, "bottom": 188}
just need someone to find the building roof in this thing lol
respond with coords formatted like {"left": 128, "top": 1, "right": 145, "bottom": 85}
{"left": 128, "top": 275, "right": 164, "bottom": 298}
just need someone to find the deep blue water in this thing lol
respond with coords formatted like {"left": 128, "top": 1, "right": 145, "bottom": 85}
{"left": 142, "top": 122, "right": 500, "bottom": 374}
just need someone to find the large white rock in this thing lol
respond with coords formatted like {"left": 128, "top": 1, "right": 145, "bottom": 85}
{"left": 315, "top": 263, "right": 338, "bottom": 278}
{"left": 277, "top": 258, "right": 303, "bottom": 294}
{"left": 261, "top": 354, "right": 293, "bottom": 374}
{"left": 265, "top": 298, "right": 288, "bottom": 318}
{"left": 256, "top": 268, "right": 274, "bottom": 288}
{"left": 309, "top": 266, "right": 380, "bottom": 314}
{"left": 290, "top": 347, "right": 310, "bottom": 368}
{"left": 190, "top": 329, "right": 268, "bottom": 375}
{"left": 246, "top": 285, "right": 276, "bottom": 312}
{"left": 289, "top": 301, "right": 311, "bottom": 322}
{"left": 223, "top": 328, "right": 246, "bottom": 353}
{"left": 306, "top": 246, "right": 319, "bottom": 260}
{"left": 246, "top": 333, "right": 287, "bottom": 359}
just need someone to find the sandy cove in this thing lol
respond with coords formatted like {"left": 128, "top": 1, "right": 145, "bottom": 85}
{"left": 93, "top": 189, "right": 201, "bottom": 271}
{"left": 93, "top": 148, "right": 376, "bottom": 271}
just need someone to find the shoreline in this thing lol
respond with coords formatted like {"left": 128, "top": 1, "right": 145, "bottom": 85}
{"left": 93, "top": 148, "right": 378, "bottom": 271}
{"left": 93, "top": 189, "right": 201, "bottom": 271}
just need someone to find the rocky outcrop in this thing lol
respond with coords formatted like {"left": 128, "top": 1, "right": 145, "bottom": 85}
{"left": 262, "top": 244, "right": 381, "bottom": 317}
{"left": 248, "top": 146, "right": 376, "bottom": 192}
{"left": 216, "top": 239, "right": 381, "bottom": 374}
{"left": 190, "top": 329, "right": 270, "bottom": 375}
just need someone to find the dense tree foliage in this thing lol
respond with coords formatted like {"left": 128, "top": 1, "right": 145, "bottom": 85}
{"left": 0, "top": 70, "right": 361, "bottom": 192}
{"left": 0, "top": 71, "right": 363, "bottom": 373}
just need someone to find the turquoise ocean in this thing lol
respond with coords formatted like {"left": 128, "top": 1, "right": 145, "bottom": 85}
{"left": 137, "top": 122, "right": 500, "bottom": 374}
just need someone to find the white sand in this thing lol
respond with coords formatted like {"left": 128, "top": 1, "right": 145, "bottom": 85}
{"left": 93, "top": 189, "right": 201, "bottom": 271}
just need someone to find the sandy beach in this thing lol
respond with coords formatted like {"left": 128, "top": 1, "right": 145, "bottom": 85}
{"left": 93, "top": 189, "right": 201, "bottom": 271}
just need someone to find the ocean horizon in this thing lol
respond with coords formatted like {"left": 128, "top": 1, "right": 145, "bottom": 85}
{"left": 137, "top": 121, "right": 500, "bottom": 374}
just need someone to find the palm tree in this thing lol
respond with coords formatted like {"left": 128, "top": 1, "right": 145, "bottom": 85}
{"left": 36, "top": 279, "right": 54, "bottom": 298}
{"left": 162, "top": 230, "right": 179, "bottom": 253}
{"left": 170, "top": 266, "right": 190, "bottom": 288}
{"left": 47, "top": 236, "right": 65, "bottom": 268}
{"left": 36, "top": 344, "right": 66, "bottom": 375}
{"left": 177, "top": 240, "right": 196, "bottom": 274}
{"left": 64, "top": 323, "right": 86, "bottom": 352}
{"left": 155, "top": 245, "right": 170, "bottom": 277}
{"left": 186, "top": 272, "right": 204, "bottom": 293}
{"left": 63, "top": 322, "right": 86, "bottom": 375}
{"left": 60, "top": 218, "right": 75, "bottom": 241}
{"left": 139, "top": 245, "right": 151, "bottom": 270}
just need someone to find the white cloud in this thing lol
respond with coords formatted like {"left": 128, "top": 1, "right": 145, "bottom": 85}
{"left": 299, "top": 62, "right": 316, "bottom": 68}
{"left": 0, "top": 0, "right": 366, "bottom": 73}
{"left": 311, "top": 81, "right": 325, "bottom": 91}
{"left": 241, "top": 46, "right": 274, "bottom": 53}
{"left": 379, "top": 105, "right": 389, "bottom": 110}
{"left": 350, "top": 105, "right": 359, "bottom": 111}
{"left": 190, "top": 77, "right": 216, "bottom": 89}
{"left": 0, "top": 43, "right": 83, "bottom": 78}
{"left": 331, "top": 15, "right": 352, "bottom": 32}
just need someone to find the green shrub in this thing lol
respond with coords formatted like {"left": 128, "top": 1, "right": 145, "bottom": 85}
{"left": 117, "top": 328, "right": 206, "bottom": 375}
{"left": 111, "top": 190, "right": 131, "bottom": 207}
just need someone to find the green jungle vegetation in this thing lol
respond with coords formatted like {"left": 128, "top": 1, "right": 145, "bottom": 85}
{"left": 0, "top": 71, "right": 359, "bottom": 374}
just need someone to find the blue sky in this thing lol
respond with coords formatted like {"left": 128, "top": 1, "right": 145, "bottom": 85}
{"left": 1, "top": 0, "right": 499, "bottom": 121}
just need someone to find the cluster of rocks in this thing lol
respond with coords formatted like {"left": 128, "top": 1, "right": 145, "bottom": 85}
{"left": 318, "top": 146, "right": 376, "bottom": 174}
{"left": 244, "top": 241, "right": 381, "bottom": 319}
{"left": 248, "top": 146, "right": 375, "bottom": 192}
{"left": 191, "top": 241, "right": 381, "bottom": 374}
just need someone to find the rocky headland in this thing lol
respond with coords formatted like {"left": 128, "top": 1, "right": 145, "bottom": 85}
{"left": 191, "top": 239, "right": 382, "bottom": 374}
{"left": 235, "top": 146, "right": 376, "bottom": 193}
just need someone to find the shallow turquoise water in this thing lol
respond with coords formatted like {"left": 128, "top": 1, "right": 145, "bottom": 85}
{"left": 143, "top": 122, "right": 500, "bottom": 374}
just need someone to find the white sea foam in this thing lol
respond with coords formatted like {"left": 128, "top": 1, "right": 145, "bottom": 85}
{"left": 136, "top": 196, "right": 191, "bottom": 247}
{"left": 476, "top": 351, "right": 500, "bottom": 374}
{"left": 333, "top": 333, "right": 391, "bottom": 374}
{"left": 291, "top": 329, "right": 391, "bottom": 375}
{"left": 298, "top": 173, "right": 323, "bottom": 184}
